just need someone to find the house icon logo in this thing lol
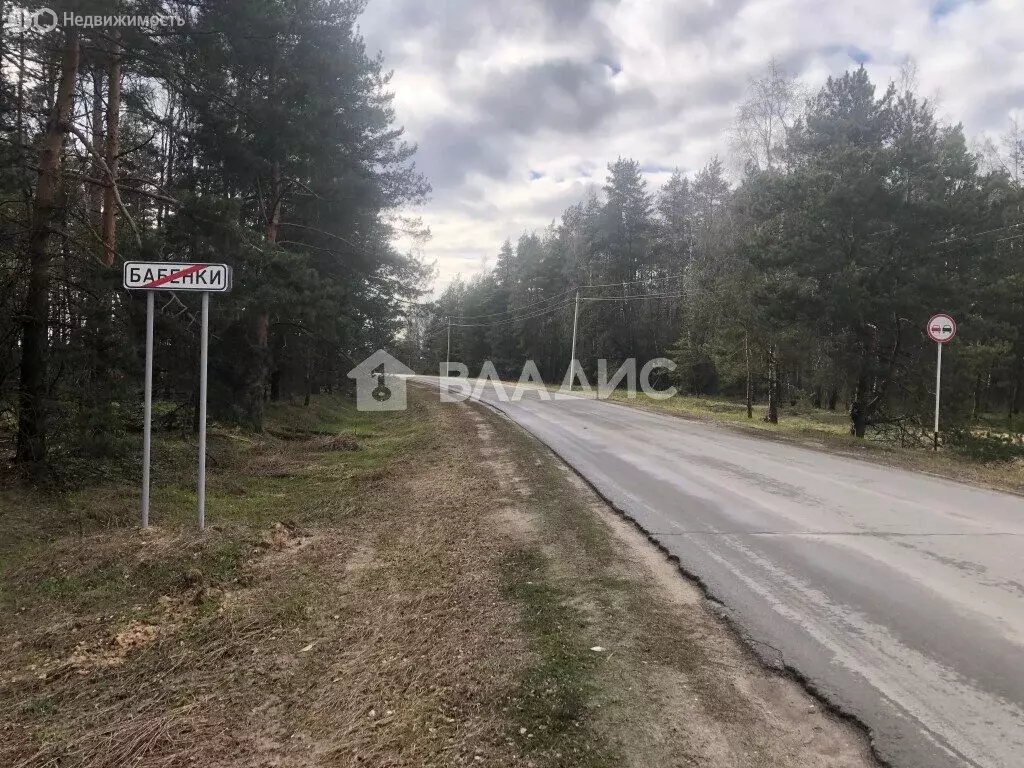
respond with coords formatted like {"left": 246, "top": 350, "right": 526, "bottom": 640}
{"left": 348, "top": 350, "right": 414, "bottom": 411}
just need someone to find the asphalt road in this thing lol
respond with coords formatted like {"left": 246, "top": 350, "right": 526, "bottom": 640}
{"left": 416, "top": 378, "right": 1024, "bottom": 768}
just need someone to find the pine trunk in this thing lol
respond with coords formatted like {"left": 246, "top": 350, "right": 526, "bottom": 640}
{"left": 90, "top": 67, "right": 104, "bottom": 230}
{"left": 851, "top": 325, "right": 878, "bottom": 438}
{"left": 765, "top": 344, "right": 778, "bottom": 424}
{"left": 16, "top": 31, "right": 80, "bottom": 468}
{"left": 744, "top": 331, "right": 753, "bottom": 419}
{"left": 244, "top": 161, "right": 284, "bottom": 429}
{"left": 101, "top": 34, "right": 122, "bottom": 266}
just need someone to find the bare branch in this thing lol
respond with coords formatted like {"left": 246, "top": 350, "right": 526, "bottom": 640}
{"left": 60, "top": 121, "right": 143, "bottom": 249}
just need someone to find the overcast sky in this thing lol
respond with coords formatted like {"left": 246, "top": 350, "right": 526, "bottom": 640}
{"left": 357, "top": 0, "right": 1023, "bottom": 295}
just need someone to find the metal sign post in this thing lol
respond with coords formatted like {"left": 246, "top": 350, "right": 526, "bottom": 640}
{"left": 141, "top": 292, "right": 154, "bottom": 528}
{"left": 124, "top": 262, "right": 232, "bottom": 529}
{"left": 197, "top": 292, "right": 210, "bottom": 530}
{"left": 927, "top": 313, "right": 957, "bottom": 451}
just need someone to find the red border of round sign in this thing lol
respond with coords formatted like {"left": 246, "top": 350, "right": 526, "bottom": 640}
{"left": 927, "top": 314, "right": 957, "bottom": 343}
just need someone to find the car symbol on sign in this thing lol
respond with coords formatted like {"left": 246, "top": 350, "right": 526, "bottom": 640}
{"left": 927, "top": 314, "right": 956, "bottom": 343}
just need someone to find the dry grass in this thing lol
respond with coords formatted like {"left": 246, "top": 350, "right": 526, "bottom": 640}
{"left": 0, "top": 391, "right": 533, "bottom": 768}
{"left": 2, "top": 386, "right": 879, "bottom": 768}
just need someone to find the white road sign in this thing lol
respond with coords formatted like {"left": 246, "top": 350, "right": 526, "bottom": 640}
{"left": 125, "top": 260, "right": 232, "bottom": 532}
{"left": 123, "top": 262, "right": 232, "bottom": 292}
{"left": 927, "top": 313, "right": 957, "bottom": 451}
{"left": 927, "top": 314, "right": 957, "bottom": 343}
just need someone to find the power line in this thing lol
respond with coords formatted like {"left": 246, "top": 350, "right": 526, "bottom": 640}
{"left": 455, "top": 286, "right": 578, "bottom": 320}
{"left": 441, "top": 291, "right": 690, "bottom": 335}
{"left": 581, "top": 292, "right": 689, "bottom": 301}
{"left": 864, "top": 220, "right": 1024, "bottom": 254}
{"left": 419, "top": 271, "right": 689, "bottom": 324}
{"left": 578, "top": 271, "right": 687, "bottom": 290}
{"left": 422, "top": 221, "right": 1024, "bottom": 325}
{"left": 452, "top": 298, "right": 577, "bottom": 328}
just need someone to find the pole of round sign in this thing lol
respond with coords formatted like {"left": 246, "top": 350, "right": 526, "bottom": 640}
{"left": 927, "top": 314, "right": 956, "bottom": 452}
{"left": 934, "top": 342, "right": 942, "bottom": 452}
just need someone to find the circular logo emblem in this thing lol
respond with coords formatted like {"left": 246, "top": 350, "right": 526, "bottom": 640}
{"left": 6, "top": 7, "right": 57, "bottom": 33}
{"left": 33, "top": 8, "right": 59, "bottom": 33}
{"left": 927, "top": 314, "right": 957, "bottom": 344}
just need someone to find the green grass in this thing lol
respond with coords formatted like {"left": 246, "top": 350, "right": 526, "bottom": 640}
{"left": 607, "top": 390, "right": 850, "bottom": 438}
{"left": 499, "top": 545, "right": 615, "bottom": 764}
{"left": 488, "top": 410, "right": 632, "bottom": 767}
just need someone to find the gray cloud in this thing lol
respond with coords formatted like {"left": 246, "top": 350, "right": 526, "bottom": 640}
{"left": 964, "top": 87, "right": 1024, "bottom": 130}
{"left": 534, "top": 0, "right": 619, "bottom": 28}
{"left": 667, "top": 0, "right": 749, "bottom": 42}
{"left": 478, "top": 59, "right": 656, "bottom": 136}
{"left": 661, "top": 72, "right": 747, "bottom": 119}
{"left": 414, "top": 120, "right": 513, "bottom": 191}
{"left": 522, "top": 181, "right": 598, "bottom": 218}
{"left": 360, "top": 0, "right": 1024, "bottom": 293}
{"left": 362, "top": 0, "right": 617, "bottom": 65}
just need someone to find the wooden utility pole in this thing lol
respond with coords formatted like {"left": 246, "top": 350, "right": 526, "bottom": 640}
{"left": 569, "top": 290, "right": 580, "bottom": 386}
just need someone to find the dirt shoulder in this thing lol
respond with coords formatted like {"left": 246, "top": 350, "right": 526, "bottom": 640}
{"left": 478, "top": 399, "right": 877, "bottom": 768}
{"left": 1, "top": 388, "right": 877, "bottom": 767}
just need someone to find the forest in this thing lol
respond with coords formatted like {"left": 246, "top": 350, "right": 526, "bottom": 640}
{"left": 0, "top": 0, "right": 430, "bottom": 481}
{"left": 3, "top": 2, "right": 1024, "bottom": 488}
{"left": 413, "top": 64, "right": 1024, "bottom": 444}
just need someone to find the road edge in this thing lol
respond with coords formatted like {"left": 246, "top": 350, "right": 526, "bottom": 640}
{"left": 467, "top": 393, "right": 894, "bottom": 768}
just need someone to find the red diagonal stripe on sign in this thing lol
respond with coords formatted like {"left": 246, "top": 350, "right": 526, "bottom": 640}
{"left": 142, "top": 263, "right": 208, "bottom": 289}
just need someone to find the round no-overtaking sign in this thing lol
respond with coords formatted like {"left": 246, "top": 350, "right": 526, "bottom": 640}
{"left": 927, "top": 314, "right": 957, "bottom": 344}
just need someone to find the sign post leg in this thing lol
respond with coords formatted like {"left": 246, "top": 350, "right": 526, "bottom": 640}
{"left": 197, "top": 292, "right": 209, "bottom": 530}
{"left": 141, "top": 292, "right": 154, "bottom": 529}
{"left": 934, "top": 342, "right": 942, "bottom": 451}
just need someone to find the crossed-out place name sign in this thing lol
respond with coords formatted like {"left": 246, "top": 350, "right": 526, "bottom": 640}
{"left": 124, "top": 262, "right": 233, "bottom": 532}
{"left": 123, "top": 261, "right": 232, "bottom": 292}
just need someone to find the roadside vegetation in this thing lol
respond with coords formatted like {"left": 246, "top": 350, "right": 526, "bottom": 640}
{"left": 482, "top": 376, "right": 1024, "bottom": 493}
{"left": 603, "top": 390, "right": 1024, "bottom": 494}
{"left": 415, "top": 63, "right": 1024, "bottom": 457}
{"left": 1, "top": 388, "right": 876, "bottom": 767}
{"left": 1, "top": 1, "right": 430, "bottom": 483}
